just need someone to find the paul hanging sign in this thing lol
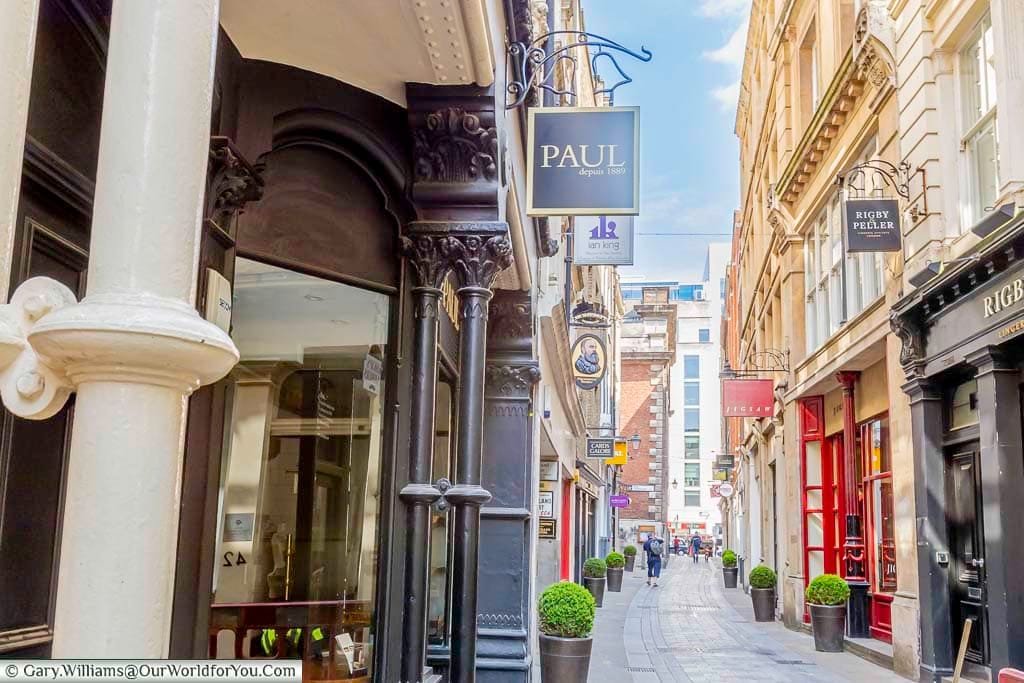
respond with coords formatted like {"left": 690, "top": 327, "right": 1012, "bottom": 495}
{"left": 574, "top": 216, "right": 635, "bottom": 265}
{"left": 527, "top": 107, "right": 640, "bottom": 216}
{"left": 844, "top": 198, "right": 902, "bottom": 253}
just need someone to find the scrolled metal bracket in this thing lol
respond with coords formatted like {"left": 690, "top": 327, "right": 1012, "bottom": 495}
{"left": 721, "top": 350, "right": 790, "bottom": 378}
{"left": 837, "top": 159, "right": 928, "bottom": 220}
{"left": 506, "top": 30, "right": 653, "bottom": 109}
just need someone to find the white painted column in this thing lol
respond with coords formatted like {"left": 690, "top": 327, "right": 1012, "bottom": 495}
{"left": 0, "top": 0, "right": 41, "bottom": 303}
{"left": 27, "top": 0, "right": 236, "bottom": 657}
{"left": 992, "top": 0, "right": 1024, "bottom": 198}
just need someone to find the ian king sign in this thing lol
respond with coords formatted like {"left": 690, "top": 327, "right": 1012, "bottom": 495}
{"left": 573, "top": 216, "right": 635, "bottom": 265}
{"left": 527, "top": 107, "right": 640, "bottom": 216}
{"left": 844, "top": 198, "right": 902, "bottom": 253}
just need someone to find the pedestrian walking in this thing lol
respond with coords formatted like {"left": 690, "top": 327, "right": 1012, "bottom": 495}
{"left": 673, "top": 537, "right": 681, "bottom": 556}
{"left": 690, "top": 532, "right": 702, "bottom": 564}
{"left": 643, "top": 534, "right": 664, "bottom": 587}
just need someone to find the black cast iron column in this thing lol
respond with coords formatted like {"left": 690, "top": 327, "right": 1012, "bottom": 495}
{"left": 438, "top": 223, "right": 512, "bottom": 683}
{"left": 398, "top": 229, "right": 454, "bottom": 683}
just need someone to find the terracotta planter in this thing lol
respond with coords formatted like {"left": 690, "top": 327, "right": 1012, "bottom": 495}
{"left": 722, "top": 566, "right": 738, "bottom": 588}
{"left": 809, "top": 603, "right": 847, "bottom": 652}
{"left": 539, "top": 633, "right": 592, "bottom": 683}
{"left": 607, "top": 567, "right": 624, "bottom": 592}
{"left": 750, "top": 587, "right": 775, "bottom": 622}
{"left": 583, "top": 576, "right": 605, "bottom": 607}
{"left": 625, "top": 555, "right": 636, "bottom": 572}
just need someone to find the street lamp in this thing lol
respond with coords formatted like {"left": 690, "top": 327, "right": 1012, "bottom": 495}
{"left": 671, "top": 478, "right": 678, "bottom": 490}
{"left": 629, "top": 433, "right": 641, "bottom": 451}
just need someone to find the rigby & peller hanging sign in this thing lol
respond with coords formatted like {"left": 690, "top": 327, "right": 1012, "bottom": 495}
{"left": 527, "top": 107, "right": 640, "bottom": 216}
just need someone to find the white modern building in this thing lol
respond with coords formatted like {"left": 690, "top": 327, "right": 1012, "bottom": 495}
{"left": 622, "top": 244, "right": 730, "bottom": 547}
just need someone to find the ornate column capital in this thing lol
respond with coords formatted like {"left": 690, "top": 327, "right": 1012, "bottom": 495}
{"left": 890, "top": 309, "right": 928, "bottom": 377}
{"left": 836, "top": 370, "right": 860, "bottom": 392}
{"left": 206, "top": 136, "right": 264, "bottom": 234}
{"left": 401, "top": 229, "right": 454, "bottom": 290}
{"left": 485, "top": 362, "right": 541, "bottom": 398}
{"left": 406, "top": 221, "right": 512, "bottom": 291}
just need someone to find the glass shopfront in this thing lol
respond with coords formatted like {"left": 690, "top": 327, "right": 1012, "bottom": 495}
{"left": 207, "top": 258, "right": 390, "bottom": 681}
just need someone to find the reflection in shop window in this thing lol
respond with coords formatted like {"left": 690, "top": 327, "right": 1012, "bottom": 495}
{"left": 209, "top": 258, "right": 389, "bottom": 680}
{"left": 950, "top": 379, "right": 979, "bottom": 430}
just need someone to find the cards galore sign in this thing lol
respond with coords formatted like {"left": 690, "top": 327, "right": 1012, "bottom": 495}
{"left": 527, "top": 107, "right": 640, "bottom": 216}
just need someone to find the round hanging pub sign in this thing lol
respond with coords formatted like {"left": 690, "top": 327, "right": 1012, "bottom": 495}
{"left": 571, "top": 333, "right": 607, "bottom": 390}
{"left": 718, "top": 482, "right": 735, "bottom": 498}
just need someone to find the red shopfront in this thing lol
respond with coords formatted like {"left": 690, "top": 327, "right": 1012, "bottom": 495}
{"left": 798, "top": 378, "right": 897, "bottom": 642}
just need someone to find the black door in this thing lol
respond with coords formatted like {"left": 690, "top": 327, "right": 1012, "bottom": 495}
{"left": 946, "top": 445, "right": 989, "bottom": 664}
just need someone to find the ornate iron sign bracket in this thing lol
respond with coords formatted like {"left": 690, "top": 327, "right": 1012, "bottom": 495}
{"left": 506, "top": 30, "right": 653, "bottom": 109}
{"left": 837, "top": 159, "right": 928, "bottom": 220}
{"left": 721, "top": 349, "right": 790, "bottom": 378}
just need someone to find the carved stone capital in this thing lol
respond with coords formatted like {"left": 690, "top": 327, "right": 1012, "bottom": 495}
{"left": 489, "top": 290, "right": 533, "bottom": 347}
{"left": 413, "top": 107, "right": 498, "bottom": 184}
{"left": 206, "top": 136, "right": 264, "bottom": 233}
{"left": 401, "top": 231, "right": 454, "bottom": 290}
{"left": 890, "top": 309, "right": 927, "bottom": 377}
{"left": 485, "top": 362, "right": 541, "bottom": 397}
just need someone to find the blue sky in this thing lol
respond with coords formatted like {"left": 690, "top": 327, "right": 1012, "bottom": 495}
{"left": 581, "top": 0, "right": 751, "bottom": 282}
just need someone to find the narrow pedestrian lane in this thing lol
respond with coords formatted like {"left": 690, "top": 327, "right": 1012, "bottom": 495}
{"left": 590, "top": 556, "right": 907, "bottom": 682}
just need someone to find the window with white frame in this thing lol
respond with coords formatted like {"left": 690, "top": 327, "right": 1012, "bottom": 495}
{"left": 803, "top": 196, "right": 884, "bottom": 353}
{"left": 959, "top": 13, "right": 999, "bottom": 228}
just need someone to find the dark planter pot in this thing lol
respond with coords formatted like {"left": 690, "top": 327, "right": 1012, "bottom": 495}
{"left": 722, "top": 566, "right": 739, "bottom": 588}
{"left": 750, "top": 588, "right": 775, "bottom": 622}
{"left": 583, "top": 576, "right": 605, "bottom": 607}
{"left": 625, "top": 555, "right": 636, "bottom": 572}
{"left": 809, "top": 603, "right": 847, "bottom": 652}
{"left": 539, "top": 633, "right": 592, "bottom": 683}
{"left": 607, "top": 567, "right": 624, "bottom": 592}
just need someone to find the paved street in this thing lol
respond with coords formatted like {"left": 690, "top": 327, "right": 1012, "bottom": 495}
{"left": 589, "top": 556, "right": 907, "bottom": 682}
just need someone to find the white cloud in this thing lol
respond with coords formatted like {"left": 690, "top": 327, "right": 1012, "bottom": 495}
{"left": 697, "top": 0, "right": 751, "bottom": 19}
{"left": 638, "top": 187, "right": 723, "bottom": 233}
{"left": 711, "top": 81, "right": 741, "bottom": 111}
{"left": 703, "top": 18, "right": 749, "bottom": 67}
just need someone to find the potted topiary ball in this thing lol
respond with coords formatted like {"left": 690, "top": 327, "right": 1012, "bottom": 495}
{"left": 605, "top": 552, "right": 625, "bottom": 592}
{"left": 538, "top": 581, "right": 596, "bottom": 682}
{"left": 721, "top": 550, "right": 739, "bottom": 588}
{"left": 748, "top": 564, "right": 777, "bottom": 622}
{"left": 623, "top": 545, "right": 638, "bottom": 572}
{"left": 582, "top": 557, "right": 607, "bottom": 607}
{"left": 806, "top": 574, "right": 850, "bottom": 652}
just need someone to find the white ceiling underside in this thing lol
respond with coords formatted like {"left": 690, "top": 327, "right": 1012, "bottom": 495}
{"left": 220, "top": 0, "right": 495, "bottom": 107}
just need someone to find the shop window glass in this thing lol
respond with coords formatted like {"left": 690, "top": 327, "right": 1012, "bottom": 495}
{"left": 684, "top": 436, "right": 700, "bottom": 460}
{"left": 209, "top": 258, "right": 390, "bottom": 678}
{"left": 950, "top": 379, "right": 979, "bottom": 430}
{"left": 862, "top": 417, "right": 896, "bottom": 595}
{"left": 428, "top": 381, "right": 454, "bottom": 646}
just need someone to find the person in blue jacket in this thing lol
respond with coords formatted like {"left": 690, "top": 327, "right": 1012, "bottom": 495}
{"left": 643, "top": 534, "right": 664, "bottom": 587}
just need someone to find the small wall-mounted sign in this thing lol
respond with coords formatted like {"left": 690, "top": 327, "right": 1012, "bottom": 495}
{"left": 538, "top": 490, "right": 555, "bottom": 518}
{"left": 572, "top": 334, "right": 608, "bottom": 390}
{"left": 573, "top": 216, "right": 635, "bottom": 266}
{"left": 718, "top": 482, "right": 735, "bottom": 498}
{"left": 539, "top": 518, "right": 557, "bottom": 539}
{"left": 610, "top": 494, "right": 630, "bottom": 508}
{"left": 540, "top": 460, "right": 560, "bottom": 481}
{"left": 844, "top": 197, "right": 902, "bottom": 253}
{"left": 607, "top": 439, "right": 629, "bottom": 466}
{"left": 629, "top": 484, "right": 655, "bottom": 492}
{"left": 223, "top": 513, "right": 254, "bottom": 542}
{"left": 586, "top": 437, "right": 615, "bottom": 459}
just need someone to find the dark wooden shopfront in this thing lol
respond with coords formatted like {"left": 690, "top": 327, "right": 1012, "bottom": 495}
{"left": 893, "top": 210, "right": 1024, "bottom": 678}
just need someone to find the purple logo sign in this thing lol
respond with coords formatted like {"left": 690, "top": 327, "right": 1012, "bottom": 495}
{"left": 610, "top": 495, "right": 630, "bottom": 508}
